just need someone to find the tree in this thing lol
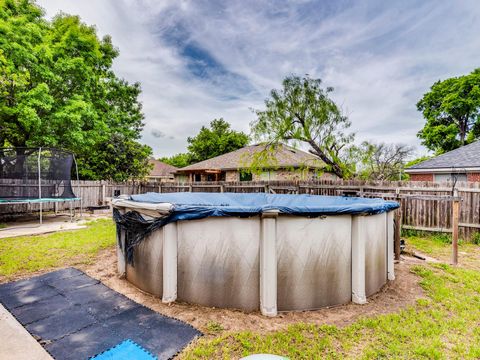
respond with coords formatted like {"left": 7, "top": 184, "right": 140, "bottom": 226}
{"left": 187, "top": 118, "right": 249, "bottom": 163}
{"left": 80, "top": 136, "right": 152, "bottom": 182}
{"left": 417, "top": 69, "right": 480, "bottom": 154}
{"left": 251, "top": 75, "right": 355, "bottom": 178}
{"left": 159, "top": 119, "right": 248, "bottom": 167}
{"left": 0, "top": 0, "right": 151, "bottom": 180}
{"left": 405, "top": 155, "right": 431, "bottom": 168}
{"left": 352, "top": 141, "right": 414, "bottom": 181}
{"left": 159, "top": 153, "right": 191, "bottom": 168}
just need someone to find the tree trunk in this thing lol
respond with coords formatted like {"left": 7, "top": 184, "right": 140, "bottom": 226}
{"left": 307, "top": 140, "right": 345, "bottom": 178}
{"left": 14, "top": 148, "right": 26, "bottom": 179}
{"left": 459, "top": 117, "right": 467, "bottom": 146}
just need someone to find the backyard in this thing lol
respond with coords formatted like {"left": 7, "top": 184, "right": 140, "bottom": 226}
{"left": 0, "top": 219, "right": 479, "bottom": 359}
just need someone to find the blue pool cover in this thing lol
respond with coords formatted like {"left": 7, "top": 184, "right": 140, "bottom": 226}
{"left": 115, "top": 193, "right": 400, "bottom": 264}
{"left": 130, "top": 192, "right": 399, "bottom": 221}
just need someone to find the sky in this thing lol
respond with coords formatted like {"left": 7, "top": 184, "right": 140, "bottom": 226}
{"left": 38, "top": 0, "right": 480, "bottom": 158}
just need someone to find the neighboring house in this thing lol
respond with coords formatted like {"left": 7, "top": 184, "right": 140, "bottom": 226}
{"left": 174, "top": 143, "right": 334, "bottom": 182}
{"left": 405, "top": 140, "right": 480, "bottom": 183}
{"left": 146, "top": 159, "right": 178, "bottom": 182}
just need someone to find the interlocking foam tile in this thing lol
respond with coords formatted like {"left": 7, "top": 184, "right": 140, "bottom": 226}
{"left": 91, "top": 339, "right": 156, "bottom": 360}
{"left": 0, "top": 268, "right": 201, "bottom": 360}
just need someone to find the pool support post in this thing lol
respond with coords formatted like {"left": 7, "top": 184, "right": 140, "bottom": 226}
{"left": 116, "top": 208, "right": 127, "bottom": 277}
{"left": 351, "top": 215, "right": 367, "bottom": 304}
{"left": 162, "top": 222, "right": 178, "bottom": 303}
{"left": 260, "top": 210, "right": 278, "bottom": 317}
{"left": 387, "top": 212, "right": 395, "bottom": 281}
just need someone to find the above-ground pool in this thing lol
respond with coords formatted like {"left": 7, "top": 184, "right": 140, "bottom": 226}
{"left": 112, "top": 192, "right": 399, "bottom": 316}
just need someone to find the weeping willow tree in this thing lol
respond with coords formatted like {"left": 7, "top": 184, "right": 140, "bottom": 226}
{"left": 250, "top": 75, "right": 355, "bottom": 179}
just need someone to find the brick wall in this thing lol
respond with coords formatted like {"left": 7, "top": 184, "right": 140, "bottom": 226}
{"left": 409, "top": 173, "right": 434, "bottom": 182}
{"left": 467, "top": 173, "right": 480, "bottom": 182}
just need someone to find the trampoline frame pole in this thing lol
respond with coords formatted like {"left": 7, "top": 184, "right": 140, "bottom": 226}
{"left": 38, "top": 148, "right": 42, "bottom": 225}
{"left": 73, "top": 154, "right": 83, "bottom": 219}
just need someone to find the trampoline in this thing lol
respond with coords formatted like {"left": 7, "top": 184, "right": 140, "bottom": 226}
{"left": 0, "top": 147, "right": 81, "bottom": 225}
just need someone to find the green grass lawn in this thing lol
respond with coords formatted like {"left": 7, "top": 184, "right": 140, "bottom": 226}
{"left": 406, "top": 231, "right": 480, "bottom": 270}
{"left": 0, "top": 219, "right": 116, "bottom": 280}
{"left": 181, "top": 235, "right": 480, "bottom": 359}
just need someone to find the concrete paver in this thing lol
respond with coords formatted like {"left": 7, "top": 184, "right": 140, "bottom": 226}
{"left": 0, "top": 214, "right": 110, "bottom": 239}
{"left": 0, "top": 304, "right": 53, "bottom": 360}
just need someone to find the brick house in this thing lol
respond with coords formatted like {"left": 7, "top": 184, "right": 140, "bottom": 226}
{"left": 174, "top": 143, "right": 335, "bottom": 182}
{"left": 405, "top": 140, "right": 480, "bottom": 183}
{"left": 146, "top": 159, "right": 178, "bottom": 182}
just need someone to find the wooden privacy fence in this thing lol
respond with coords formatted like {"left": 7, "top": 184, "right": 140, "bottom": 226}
{"left": 1, "top": 179, "right": 479, "bottom": 241}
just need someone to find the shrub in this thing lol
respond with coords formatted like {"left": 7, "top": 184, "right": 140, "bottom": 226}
{"left": 471, "top": 232, "right": 480, "bottom": 245}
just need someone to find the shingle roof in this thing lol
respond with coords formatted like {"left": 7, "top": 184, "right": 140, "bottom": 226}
{"left": 176, "top": 143, "right": 325, "bottom": 172}
{"left": 148, "top": 159, "right": 178, "bottom": 177}
{"left": 407, "top": 140, "right": 480, "bottom": 171}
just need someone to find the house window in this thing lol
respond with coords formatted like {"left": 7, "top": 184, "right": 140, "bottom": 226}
{"left": 194, "top": 174, "right": 201, "bottom": 182}
{"left": 206, "top": 172, "right": 224, "bottom": 181}
{"left": 239, "top": 171, "right": 253, "bottom": 181}
{"left": 259, "top": 171, "right": 276, "bottom": 180}
{"left": 434, "top": 173, "right": 467, "bottom": 183}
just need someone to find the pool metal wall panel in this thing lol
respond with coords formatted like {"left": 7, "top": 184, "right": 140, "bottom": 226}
{"left": 126, "top": 229, "right": 164, "bottom": 298}
{"left": 117, "top": 204, "right": 395, "bottom": 314}
{"left": 364, "top": 213, "right": 387, "bottom": 296}
{"left": 276, "top": 215, "right": 352, "bottom": 311}
{"left": 177, "top": 217, "right": 261, "bottom": 311}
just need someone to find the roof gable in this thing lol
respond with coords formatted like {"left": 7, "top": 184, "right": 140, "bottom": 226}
{"left": 177, "top": 143, "right": 325, "bottom": 172}
{"left": 148, "top": 159, "right": 178, "bottom": 177}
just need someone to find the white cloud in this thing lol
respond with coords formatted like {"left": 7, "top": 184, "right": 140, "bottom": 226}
{"left": 38, "top": 0, "right": 480, "bottom": 158}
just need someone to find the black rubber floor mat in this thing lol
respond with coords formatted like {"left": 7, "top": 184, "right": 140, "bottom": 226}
{"left": 0, "top": 268, "right": 201, "bottom": 359}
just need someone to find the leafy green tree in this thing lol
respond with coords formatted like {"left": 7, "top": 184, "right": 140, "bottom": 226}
{"left": 417, "top": 69, "right": 480, "bottom": 154}
{"left": 405, "top": 155, "right": 431, "bottom": 168}
{"left": 81, "top": 136, "right": 152, "bottom": 182}
{"left": 403, "top": 155, "right": 431, "bottom": 181}
{"left": 187, "top": 118, "right": 249, "bottom": 163}
{"left": 0, "top": 0, "right": 151, "bottom": 180}
{"left": 251, "top": 75, "right": 355, "bottom": 178}
{"left": 159, "top": 153, "right": 191, "bottom": 168}
{"left": 159, "top": 119, "right": 248, "bottom": 167}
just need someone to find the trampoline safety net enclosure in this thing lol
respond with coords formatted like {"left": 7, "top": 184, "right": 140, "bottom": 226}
{"left": 0, "top": 147, "right": 79, "bottom": 201}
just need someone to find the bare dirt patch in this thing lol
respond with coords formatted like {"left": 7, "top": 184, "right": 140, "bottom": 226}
{"left": 79, "top": 249, "right": 425, "bottom": 335}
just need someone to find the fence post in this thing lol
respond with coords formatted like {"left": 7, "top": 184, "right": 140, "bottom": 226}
{"left": 101, "top": 181, "right": 106, "bottom": 206}
{"left": 394, "top": 188, "right": 401, "bottom": 261}
{"left": 54, "top": 183, "right": 58, "bottom": 214}
{"left": 451, "top": 189, "right": 460, "bottom": 266}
